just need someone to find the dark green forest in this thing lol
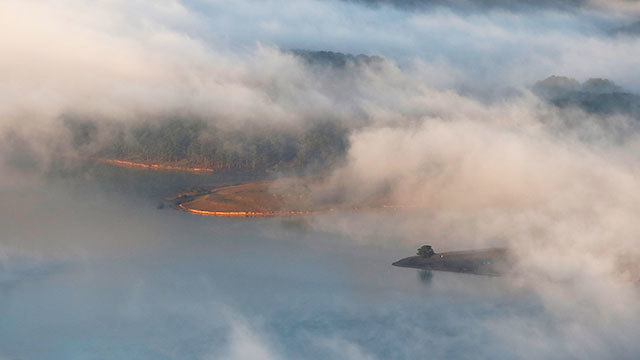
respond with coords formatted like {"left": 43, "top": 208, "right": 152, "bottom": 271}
{"left": 66, "top": 118, "right": 349, "bottom": 172}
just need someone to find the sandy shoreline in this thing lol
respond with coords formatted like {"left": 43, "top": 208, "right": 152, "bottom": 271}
{"left": 176, "top": 203, "right": 320, "bottom": 217}
{"left": 173, "top": 181, "right": 317, "bottom": 217}
{"left": 89, "top": 158, "right": 216, "bottom": 173}
{"left": 173, "top": 180, "right": 420, "bottom": 218}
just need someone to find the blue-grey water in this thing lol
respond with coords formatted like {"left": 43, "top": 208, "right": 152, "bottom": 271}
{"left": 0, "top": 165, "right": 636, "bottom": 359}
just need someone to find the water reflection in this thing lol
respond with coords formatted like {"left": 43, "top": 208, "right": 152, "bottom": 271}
{"left": 418, "top": 269, "right": 433, "bottom": 285}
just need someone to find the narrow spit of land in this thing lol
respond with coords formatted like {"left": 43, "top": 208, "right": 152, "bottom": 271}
{"left": 173, "top": 179, "right": 416, "bottom": 217}
{"left": 90, "top": 158, "right": 415, "bottom": 217}
{"left": 174, "top": 181, "right": 328, "bottom": 217}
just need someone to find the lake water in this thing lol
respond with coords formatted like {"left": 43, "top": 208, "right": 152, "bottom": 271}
{"left": 0, "top": 164, "right": 637, "bottom": 359}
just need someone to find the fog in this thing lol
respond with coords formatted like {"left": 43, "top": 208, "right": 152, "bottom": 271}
{"left": 4, "top": 166, "right": 637, "bottom": 359}
{"left": 2, "top": 0, "right": 640, "bottom": 359}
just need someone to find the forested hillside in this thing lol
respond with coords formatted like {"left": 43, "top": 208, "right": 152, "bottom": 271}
{"left": 64, "top": 74, "right": 640, "bottom": 173}
{"left": 67, "top": 118, "right": 348, "bottom": 172}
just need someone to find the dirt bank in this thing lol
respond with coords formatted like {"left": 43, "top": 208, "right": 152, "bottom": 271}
{"left": 175, "top": 179, "right": 417, "bottom": 217}
{"left": 175, "top": 181, "right": 319, "bottom": 217}
{"left": 89, "top": 158, "right": 216, "bottom": 173}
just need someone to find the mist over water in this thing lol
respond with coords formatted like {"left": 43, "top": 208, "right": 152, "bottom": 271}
{"left": 0, "top": 168, "right": 504, "bottom": 359}
{"left": 3, "top": 0, "right": 640, "bottom": 358}
{"left": 0, "top": 167, "right": 638, "bottom": 359}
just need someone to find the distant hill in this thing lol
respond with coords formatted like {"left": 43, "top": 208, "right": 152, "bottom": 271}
{"left": 290, "top": 49, "right": 384, "bottom": 68}
{"left": 533, "top": 76, "right": 640, "bottom": 119}
{"left": 611, "top": 20, "right": 640, "bottom": 36}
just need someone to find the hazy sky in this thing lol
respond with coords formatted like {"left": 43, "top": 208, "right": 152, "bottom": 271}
{"left": 2, "top": 0, "right": 640, "bottom": 137}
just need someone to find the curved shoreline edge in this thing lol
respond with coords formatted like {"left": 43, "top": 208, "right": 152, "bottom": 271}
{"left": 89, "top": 158, "right": 216, "bottom": 173}
{"left": 176, "top": 203, "right": 321, "bottom": 217}
{"left": 171, "top": 180, "right": 424, "bottom": 218}
{"left": 176, "top": 200, "right": 420, "bottom": 218}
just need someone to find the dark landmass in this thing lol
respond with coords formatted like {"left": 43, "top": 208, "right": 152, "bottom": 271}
{"left": 533, "top": 76, "right": 640, "bottom": 119}
{"left": 174, "top": 181, "right": 303, "bottom": 217}
{"left": 393, "top": 247, "right": 514, "bottom": 276}
{"left": 290, "top": 49, "right": 384, "bottom": 68}
{"left": 394, "top": 246, "right": 640, "bottom": 281}
{"left": 65, "top": 118, "right": 349, "bottom": 174}
{"left": 611, "top": 20, "right": 640, "bottom": 36}
{"left": 56, "top": 73, "right": 640, "bottom": 182}
{"left": 172, "top": 178, "right": 410, "bottom": 217}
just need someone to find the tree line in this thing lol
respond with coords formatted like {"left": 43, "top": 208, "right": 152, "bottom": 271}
{"left": 67, "top": 118, "right": 349, "bottom": 172}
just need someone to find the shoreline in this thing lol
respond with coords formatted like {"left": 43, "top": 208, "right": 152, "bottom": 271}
{"left": 172, "top": 181, "right": 422, "bottom": 218}
{"left": 89, "top": 157, "right": 216, "bottom": 173}
{"left": 176, "top": 203, "right": 320, "bottom": 217}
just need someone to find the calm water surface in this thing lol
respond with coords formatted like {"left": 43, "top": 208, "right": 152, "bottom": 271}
{"left": 0, "top": 165, "right": 587, "bottom": 359}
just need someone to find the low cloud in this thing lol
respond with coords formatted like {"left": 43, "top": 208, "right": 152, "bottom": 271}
{"left": 215, "top": 315, "right": 279, "bottom": 360}
{"left": 2, "top": 0, "right": 640, "bottom": 358}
